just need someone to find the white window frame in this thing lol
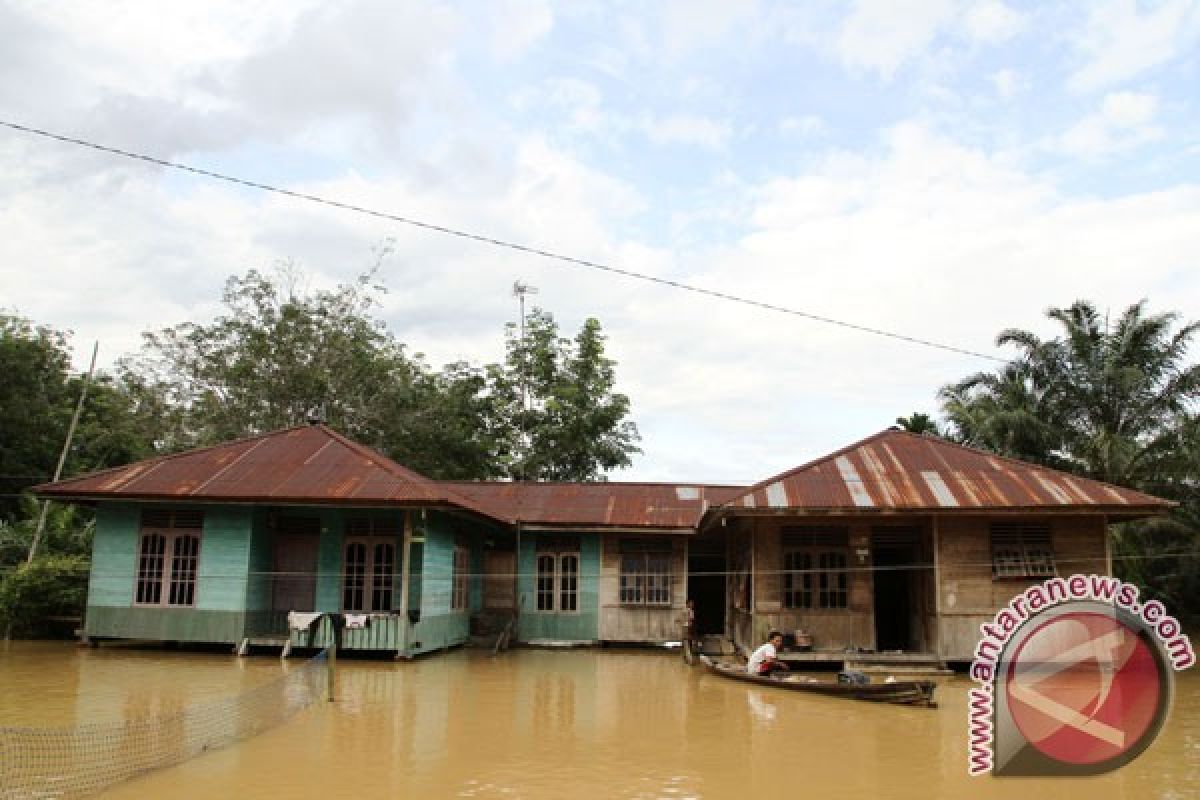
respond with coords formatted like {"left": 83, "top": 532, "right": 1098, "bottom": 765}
{"left": 342, "top": 519, "right": 398, "bottom": 613}
{"left": 134, "top": 510, "right": 203, "bottom": 608}
{"left": 534, "top": 538, "right": 580, "bottom": 614}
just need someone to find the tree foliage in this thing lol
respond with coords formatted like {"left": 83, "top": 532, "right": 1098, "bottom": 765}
{"left": 495, "top": 310, "right": 641, "bottom": 481}
{"left": 0, "top": 554, "right": 90, "bottom": 638}
{"left": 120, "top": 266, "right": 641, "bottom": 482}
{"left": 939, "top": 299, "right": 1200, "bottom": 623}
{"left": 894, "top": 412, "right": 942, "bottom": 436}
{"left": 0, "top": 314, "right": 156, "bottom": 520}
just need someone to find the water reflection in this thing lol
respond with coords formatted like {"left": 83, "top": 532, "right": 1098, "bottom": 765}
{"left": 0, "top": 642, "right": 1196, "bottom": 798}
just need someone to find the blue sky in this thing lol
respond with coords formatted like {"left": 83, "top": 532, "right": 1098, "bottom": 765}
{"left": 2, "top": 1, "right": 1199, "bottom": 482}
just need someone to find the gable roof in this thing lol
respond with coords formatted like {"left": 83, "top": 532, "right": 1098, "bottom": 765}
{"left": 715, "top": 429, "right": 1174, "bottom": 518}
{"left": 34, "top": 424, "right": 510, "bottom": 523}
{"left": 442, "top": 481, "right": 745, "bottom": 530}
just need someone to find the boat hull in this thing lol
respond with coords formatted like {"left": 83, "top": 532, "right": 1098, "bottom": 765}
{"left": 699, "top": 656, "right": 937, "bottom": 707}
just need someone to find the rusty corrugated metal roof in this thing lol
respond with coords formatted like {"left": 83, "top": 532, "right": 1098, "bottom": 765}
{"left": 717, "top": 429, "right": 1174, "bottom": 516}
{"left": 34, "top": 425, "right": 511, "bottom": 523}
{"left": 443, "top": 481, "right": 746, "bottom": 529}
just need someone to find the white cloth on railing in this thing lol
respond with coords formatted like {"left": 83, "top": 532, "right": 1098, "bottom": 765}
{"left": 344, "top": 614, "right": 369, "bottom": 630}
{"left": 287, "top": 611, "right": 323, "bottom": 631}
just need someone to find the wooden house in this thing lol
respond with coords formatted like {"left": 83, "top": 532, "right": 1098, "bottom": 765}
{"left": 36, "top": 425, "right": 1171, "bottom": 662}
{"left": 35, "top": 424, "right": 511, "bottom": 657}
{"left": 698, "top": 430, "right": 1173, "bottom": 662}
{"left": 444, "top": 482, "right": 740, "bottom": 645}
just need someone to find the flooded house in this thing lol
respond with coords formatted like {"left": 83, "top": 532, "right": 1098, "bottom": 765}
{"left": 34, "top": 424, "right": 512, "bottom": 657}
{"left": 35, "top": 425, "right": 1171, "bottom": 663}
{"left": 700, "top": 429, "right": 1173, "bottom": 662}
{"left": 442, "top": 481, "right": 741, "bottom": 645}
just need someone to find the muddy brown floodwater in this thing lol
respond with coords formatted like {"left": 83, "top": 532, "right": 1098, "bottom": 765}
{"left": 0, "top": 640, "right": 1196, "bottom": 799}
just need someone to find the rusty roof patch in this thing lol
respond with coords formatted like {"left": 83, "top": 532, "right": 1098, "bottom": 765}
{"left": 442, "top": 481, "right": 746, "bottom": 529}
{"left": 34, "top": 425, "right": 510, "bottom": 523}
{"left": 717, "top": 429, "right": 1173, "bottom": 516}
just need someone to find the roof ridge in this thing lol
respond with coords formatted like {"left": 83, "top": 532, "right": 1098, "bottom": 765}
{"left": 717, "top": 429, "right": 896, "bottom": 507}
{"left": 315, "top": 426, "right": 514, "bottom": 522}
{"left": 717, "top": 428, "right": 1172, "bottom": 510}
{"left": 440, "top": 479, "right": 748, "bottom": 489}
{"left": 32, "top": 424, "right": 313, "bottom": 491}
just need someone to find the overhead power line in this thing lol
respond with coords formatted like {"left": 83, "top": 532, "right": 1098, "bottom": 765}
{"left": 1, "top": 119, "right": 1007, "bottom": 363}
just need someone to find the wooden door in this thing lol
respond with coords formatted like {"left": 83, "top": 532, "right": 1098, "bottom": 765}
{"left": 484, "top": 551, "right": 516, "bottom": 610}
{"left": 272, "top": 534, "right": 318, "bottom": 612}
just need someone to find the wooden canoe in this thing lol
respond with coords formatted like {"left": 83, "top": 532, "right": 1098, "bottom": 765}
{"left": 699, "top": 655, "right": 938, "bottom": 708}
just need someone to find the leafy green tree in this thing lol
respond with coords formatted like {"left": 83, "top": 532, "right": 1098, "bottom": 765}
{"left": 940, "top": 300, "right": 1200, "bottom": 623}
{"left": 374, "top": 361, "right": 512, "bottom": 480}
{"left": 0, "top": 316, "right": 73, "bottom": 518}
{"left": 497, "top": 309, "right": 641, "bottom": 481}
{"left": 0, "top": 315, "right": 155, "bottom": 520}
{"left": 121, "top": 265, "right": 430, "bottom": 449}
{"left": 122, "top": 270, "right": 641, "bottom": 481}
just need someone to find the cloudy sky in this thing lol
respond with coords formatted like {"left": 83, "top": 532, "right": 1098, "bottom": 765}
{"left": 2, "top": 1, "right": 1199, "bottom": 483}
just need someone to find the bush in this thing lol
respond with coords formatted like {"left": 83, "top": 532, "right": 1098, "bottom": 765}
{"left": 0, "top": 554, "right": 89, "bottom": 638}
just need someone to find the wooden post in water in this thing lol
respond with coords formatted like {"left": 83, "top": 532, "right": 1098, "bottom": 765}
{"left": 326, "top": 615, "right": 337, "bottom": 702}
{"left": 397, "top": 510, "right": 414, "bottom": 658}
{"left": 931, "top": 515, "right": 941, "bottom": 658}
{"left": 750, "top": 519, "right": 757, "bottom": 647}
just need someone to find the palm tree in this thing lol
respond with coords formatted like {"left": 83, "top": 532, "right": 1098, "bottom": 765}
{"left": 940, "top": 299, "right": 1200, "bottom": 624}
{"left": 940, "top": 300, "right": 1199, "bottom": 486}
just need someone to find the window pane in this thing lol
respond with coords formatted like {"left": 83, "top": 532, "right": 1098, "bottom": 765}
{"left": 817, "top": 551, "right": 848, "bottom": 609}
{"left": 646, "top": 555, "right": 670, "bottom": 606}
{"left": 560, "top": 554, "right": 579, "bottom": 612}
{"left": 343, "top": 542, "right": 367, "bottom": 612}
{"left": 136, "top": 534, "right": 166, "bottom": 605}
{"left": 372, "top": 543, "right": 395, "bottom": 611}
{"left": 620, "top": 553, "right": 643, "bottom": 604}
{"left": 168, "top": 534, "right": 200, "bottom": 606}
{"left": 452, "top": 547, "right": 469, "bottom": 611}
{"left": 783, "top": 550, "right": 813, "bottom": 609}
{"left": 536, "top": 554, "right": 556, "bottom": 611}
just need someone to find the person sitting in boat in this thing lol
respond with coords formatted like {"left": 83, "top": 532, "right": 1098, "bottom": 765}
{"left": 747, "top": 631, "right": 790, "bottom": 676}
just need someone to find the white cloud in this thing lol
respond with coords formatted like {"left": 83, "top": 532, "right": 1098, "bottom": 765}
{"left": 1068, "top": 0, "right": 1200, "bottom": 91}
{"left": 489, "top": 0, "right": 554, "bottom": 61}
{"left": 599, "top": 121, "right": 1200, "bottom": 479}
{"left": 640, "top": 114, "right": 732, "bottom": 150}
{"left": 833, "top": 0, "right": 1025, "bottom": 78}
{"left": 836, "top": 0, "right": 958, "bottom": 77}
{"left": 511, "top": 77, "right": 604, "bottom": 132}
{"left": 658, "top": 0, "right": 761, "bottom": 56}
{"left": 2, "top": 2, "right": 1199, "bottom": 486}
{"left": 963, "top": 0, "right": 1026, "bottom": 43}
{"left": 1059, "top": 91, "right": 1164, "bottom": 156}
{"left": 991, "top": 68, "right": 1023, "bottom": 98}
{"left": 779, "top": 115, "right": 828, "bottom": 137}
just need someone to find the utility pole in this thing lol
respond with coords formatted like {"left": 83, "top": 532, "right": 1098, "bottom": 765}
{"left": 27, "top": 341, "right": 99, "bottom": 564}
{"left": 511, "top": 281, "right": 538, "bottom": 481}
{"left": 512, "top": 281, "right": 538, "bottom": 414}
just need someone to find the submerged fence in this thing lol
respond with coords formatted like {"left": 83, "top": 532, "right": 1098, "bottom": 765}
{"left": 0, "top": 650, "right": 328, "bottom": 799}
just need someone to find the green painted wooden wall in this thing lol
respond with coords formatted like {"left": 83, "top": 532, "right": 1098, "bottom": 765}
{"left": 516, "top": 531, "right": 600, "bottom": 641}
{"left": 85, "top": 502, "right": 497, "bottom": 652}
{"left": 87, "top": 504, "right": 139, "bottom": 607}
{"left": 86, "top": 503, "right": 255, "bottom": 644}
